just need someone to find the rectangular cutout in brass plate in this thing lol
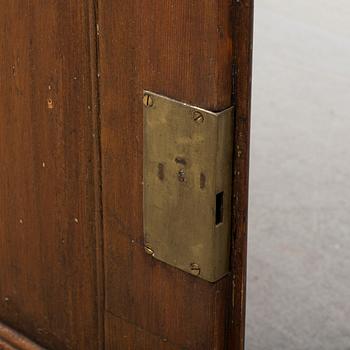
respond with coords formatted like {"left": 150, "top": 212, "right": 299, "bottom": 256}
{"left": 143, "top": 91, "right": 234, "bottom": 282}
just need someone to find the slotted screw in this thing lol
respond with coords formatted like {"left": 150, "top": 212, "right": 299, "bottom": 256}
{"left": 143, "top": 94, "right": 154, "bottom": 107}
{"left": 144, "top": 245, "right": 154, "bottom": 256}
{"left": 190, "top": 263, "right": 200, "bottom": 276}
{"left": 193, "top": 111, "right": 204, "bottom": 123}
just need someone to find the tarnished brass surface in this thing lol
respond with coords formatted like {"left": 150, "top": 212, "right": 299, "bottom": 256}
{"left": 143, "top": 91, "right": 234, "bottom": 282}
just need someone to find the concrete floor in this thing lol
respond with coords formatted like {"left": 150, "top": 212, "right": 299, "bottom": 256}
{"left": 246, "top": 1, "right": 350, "bottom": 349}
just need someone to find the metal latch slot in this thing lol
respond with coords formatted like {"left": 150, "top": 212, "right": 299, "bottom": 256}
{"left": 143, "top": 91, "right": 234, "bottom": 282}
{"left": 216, "top": 191, "right": 224, "bottom": 226}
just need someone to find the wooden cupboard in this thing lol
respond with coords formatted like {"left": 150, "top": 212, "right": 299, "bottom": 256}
{"left": 0, "top": 1, "right": 253, "bottom": 349}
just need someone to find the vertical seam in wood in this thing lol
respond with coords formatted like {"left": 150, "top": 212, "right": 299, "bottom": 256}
{"left": 87, "top": 0, "right": 104, "bottom": 349}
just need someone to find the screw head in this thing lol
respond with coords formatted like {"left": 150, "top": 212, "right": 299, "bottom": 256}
{"left": 143, "top": 94, "right": 154, "bottom": 107}
{"left": 190, "top": 263, "right": 200, "bottom": 276}
{"left": 177, "top": 169, "right": 186, "bottom": 182}
{"left": 193, "top": 111, "right": 204, "bottom": 123}
{"left": 144, "top": 245, "right": 154, "bottom": 256}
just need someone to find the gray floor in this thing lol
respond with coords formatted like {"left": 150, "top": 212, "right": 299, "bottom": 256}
{"left": 246, "top": 1, "right": 350, "bottom": 349}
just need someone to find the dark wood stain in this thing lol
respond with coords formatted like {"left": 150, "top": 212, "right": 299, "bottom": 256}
{"left": 0, "top": 1, "right": 103, "bottom": 349}
{"left": 98, "top": 0, "right": 233, "bottom": 349}
{"left": 228, "top": 1, "right": 254, "bottom": 349}
{"left": 105, "top": 312, "right": 182, "bottom": 350}
{"left": 0, "top": 1, "right": 253, "bottom": 348}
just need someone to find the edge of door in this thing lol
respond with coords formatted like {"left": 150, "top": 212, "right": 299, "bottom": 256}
{"left": 89, "top": 0, "right": 255, "bottom": 348}
{"left": 228, "top": 1, "right": 254, "bottom": 349}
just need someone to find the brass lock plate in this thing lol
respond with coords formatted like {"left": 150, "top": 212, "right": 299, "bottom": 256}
{"left": 143, "top": 91, "right": 233, "bottom": 282}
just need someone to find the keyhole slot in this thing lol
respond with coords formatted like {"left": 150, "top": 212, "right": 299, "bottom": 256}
{"left": 215, "top": 192, "right": 224, "bottom": 225}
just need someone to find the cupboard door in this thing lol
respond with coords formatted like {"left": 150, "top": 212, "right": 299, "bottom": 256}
{"left": 0, "top": 1, "right": 253, "bottom": 349}
{"left": 98, "top": 1, "right": 253, "bottom": 349}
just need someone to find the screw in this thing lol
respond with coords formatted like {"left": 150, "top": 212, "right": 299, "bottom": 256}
{"left": 143, "top": 94, "right": 153, "bottom": 107}
{"left": 144, "top": 245, "right": 154, "bottom": 256}
{"left": 190, "top": 263, "right": 200, "bottom": 276}
{"left": 193, "top": 111, "right": 204, "bottom": 123}
{"left": 177, "top": 169, "right": 186, "bottom": 182}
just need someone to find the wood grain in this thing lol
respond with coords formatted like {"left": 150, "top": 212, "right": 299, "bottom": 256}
{"left": 105, "top": 312, "right": 181, "bottom": 350}
{"left": 0, "top": 1, "right": 102, "bottom": 349}
{"left": 229, "top": 1, "right": 254, "bottom": 349}
{"left": 98, "top": 1, "right": 234, "bottom": 349}
{"left": 0, "top": 1, "right": 253, "bottom": 348}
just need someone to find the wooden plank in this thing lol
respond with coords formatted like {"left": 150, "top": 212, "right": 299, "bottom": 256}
{"left": 0, "top": 2, "right": 102, "bottom": 349}
{"left": 98, "top": 1, "right": 233, "bottom": 348}
{"left": 229, "top": 1, "right": 254, "bottom": 349}
{"left": 105, "top": 312, "right": 181, "bottom": 350}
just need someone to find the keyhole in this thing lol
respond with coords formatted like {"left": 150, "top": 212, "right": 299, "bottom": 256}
{"left": 215, "top": 192, "right": 224, "bottom": 225}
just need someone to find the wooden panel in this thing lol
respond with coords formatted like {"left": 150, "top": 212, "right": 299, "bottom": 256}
{"left": 98, "top": 1, "right": 233, "bottom": 349}
{"left": 229, "top": 1, "right": 254, "bottom": 349}
{"left": 0, "top": 2, "right": 102, "bottom": 349}
{"left": 105, "top": 313, "right": 181, "bottom": 350}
